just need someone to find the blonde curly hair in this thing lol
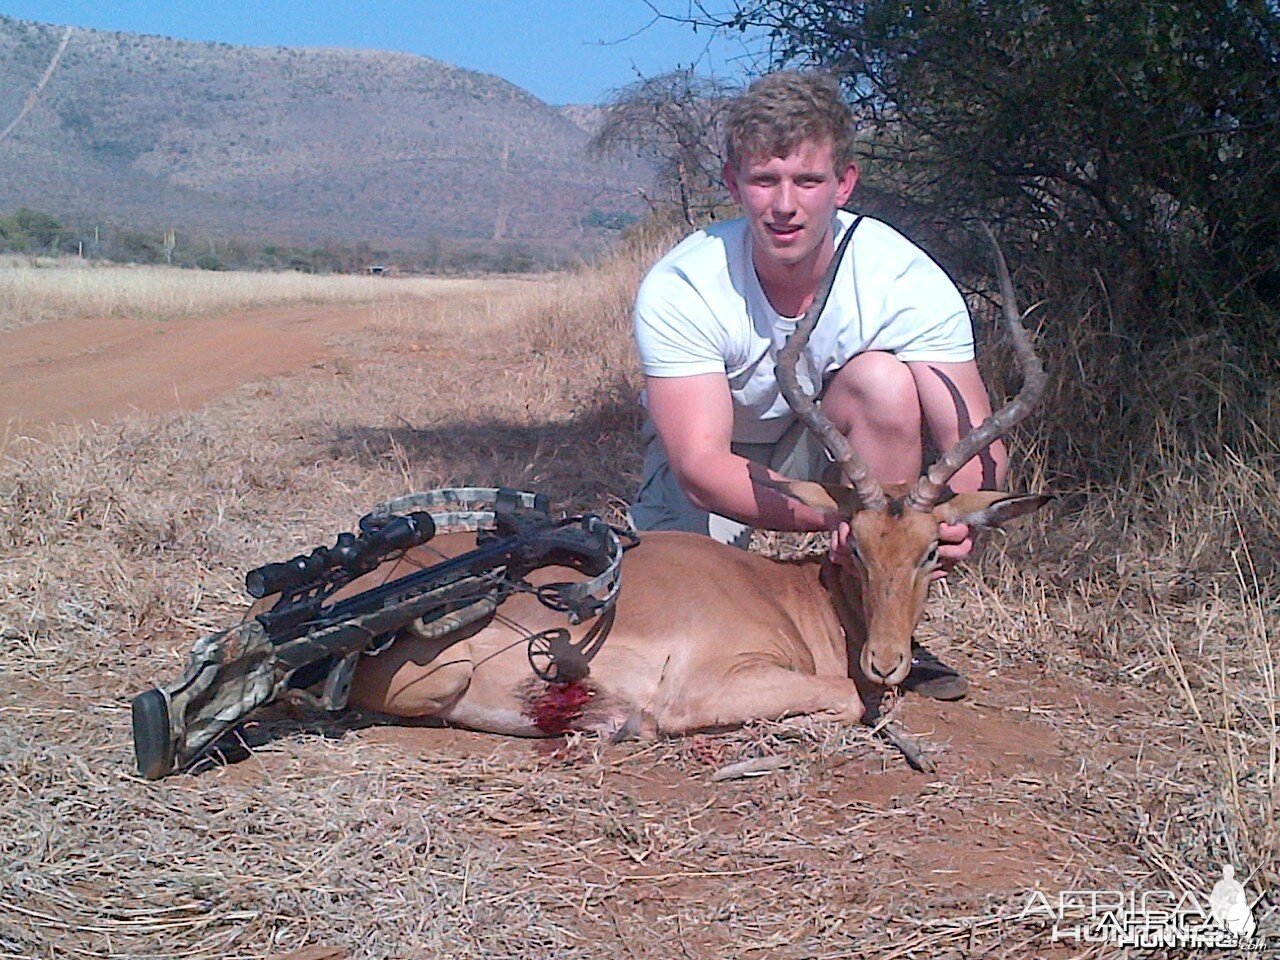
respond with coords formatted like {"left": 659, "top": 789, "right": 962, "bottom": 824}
{"left": 723, "top": 71, "right": 857, "bottom": 171}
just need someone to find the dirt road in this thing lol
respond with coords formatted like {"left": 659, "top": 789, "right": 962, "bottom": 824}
{"left": 1, "top": 303, "right": 375, "bottom": 443}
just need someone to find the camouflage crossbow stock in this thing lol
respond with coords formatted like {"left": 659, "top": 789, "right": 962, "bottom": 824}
{"left": 131, "top": 488, "right": 627, "bottom": 779}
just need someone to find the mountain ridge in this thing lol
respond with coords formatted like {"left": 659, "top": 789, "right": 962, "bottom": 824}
{"left": 0, "top": 15, "right": 645, "bottom": 260}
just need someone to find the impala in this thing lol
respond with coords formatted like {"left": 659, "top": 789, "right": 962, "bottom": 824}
{"left": 347, "top": 230, "right": 1049, "bottom": 739}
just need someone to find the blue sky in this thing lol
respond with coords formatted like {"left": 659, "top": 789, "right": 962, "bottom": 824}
{"left": 1, "top": 1, "right": 768, "bottom": 104}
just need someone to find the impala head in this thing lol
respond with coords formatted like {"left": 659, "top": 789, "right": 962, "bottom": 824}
{"left": 769, "top": 478, "right": 1050, "bottom": 684}
{"left": 773, "top": 223, "right": 1051, "bottom": 687}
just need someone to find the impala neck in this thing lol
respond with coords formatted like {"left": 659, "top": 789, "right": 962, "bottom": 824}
{"left": 821, "top": 557, "right": 867, "bottom": 681}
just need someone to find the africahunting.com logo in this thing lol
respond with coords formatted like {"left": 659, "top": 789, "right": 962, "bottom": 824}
{"left": 1018, "top": 864, "right": 1277, "bottom": 950}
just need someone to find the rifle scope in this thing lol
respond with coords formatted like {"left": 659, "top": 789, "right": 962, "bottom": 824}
{"left": 245, "top": 511, "right": 436, "bottom": 599}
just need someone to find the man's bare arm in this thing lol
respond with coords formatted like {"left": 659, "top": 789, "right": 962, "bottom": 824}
{"left": 645, "top": 373, "right": 830, "bottom": 532}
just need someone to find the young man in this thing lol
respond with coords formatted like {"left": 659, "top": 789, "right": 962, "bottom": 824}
{"left": 629, "top": 71, "right": 1005, "bottom": 699}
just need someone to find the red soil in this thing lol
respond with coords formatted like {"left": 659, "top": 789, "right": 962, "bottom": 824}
{"left": 0, "top": 303, "right": 374, "bottom": 446}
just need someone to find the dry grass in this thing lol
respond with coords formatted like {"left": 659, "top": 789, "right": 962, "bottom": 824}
{"left": 0, "top": 256, "right": 523, "bottom": 332}
{"left": 0, "top": 233, "right": 1277, "bottom": 958}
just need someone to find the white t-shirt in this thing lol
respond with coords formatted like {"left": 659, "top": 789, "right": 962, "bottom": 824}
{"left": 634, "top": 211, "right": 974, "bottom": 443}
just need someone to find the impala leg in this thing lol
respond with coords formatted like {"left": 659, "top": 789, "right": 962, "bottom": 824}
{"left": 662, "top": 667, "right": 865, "bottom": 733}
{"left": 349, "top": 635, "right": 474, "bottom": 718}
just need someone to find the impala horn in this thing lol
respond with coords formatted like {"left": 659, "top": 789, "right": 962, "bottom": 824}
{"left": 777, "top": 225, "right": 888, "bottom": 512}
{"left": 905, "top": 223, "right": 1048, "bottom": 512}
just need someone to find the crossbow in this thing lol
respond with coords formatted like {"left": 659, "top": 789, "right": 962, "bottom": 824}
{"left": 131, "top": 488, "right": 627, "bottom": 779}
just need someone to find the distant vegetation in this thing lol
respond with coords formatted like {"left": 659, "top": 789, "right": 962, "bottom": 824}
{"left": 0, "top": 207, "right": 556, "bottom": 274}
{"left": 590, "top": 70, "right": 738, "bottom": 227}
{"left": 0, "top": 209, "right": 68, "bottom": 252}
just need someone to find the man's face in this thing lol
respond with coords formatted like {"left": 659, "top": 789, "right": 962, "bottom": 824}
{"left": 724, "top": 138, "right": 858, "bottom": 275}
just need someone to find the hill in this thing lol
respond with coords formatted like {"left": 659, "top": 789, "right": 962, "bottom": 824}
{"left": 0, "top": 16, "right": 647, "bottom": 261}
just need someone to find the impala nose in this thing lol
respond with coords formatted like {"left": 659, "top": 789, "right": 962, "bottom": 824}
{"left": 866, "top": 651, "right": 908, "bottom": 685}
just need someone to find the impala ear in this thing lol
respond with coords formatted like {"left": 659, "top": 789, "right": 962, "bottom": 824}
{"left": 935, "top": 492, "right": 1052, "bottom": 529}
{"left": 759, "top": 477, "right": 863, "bottom": 517}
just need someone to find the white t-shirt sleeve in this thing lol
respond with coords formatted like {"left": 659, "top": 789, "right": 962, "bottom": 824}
{"left": 633, "top": 269, "right": 728, "bottom": 378}
{"left": 874, "top": 238, "right": 975, "bottom": 363}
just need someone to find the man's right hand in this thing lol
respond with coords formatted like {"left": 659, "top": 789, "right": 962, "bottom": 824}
{"left": 646, "top": 373, "right": 841, "bottom": 535}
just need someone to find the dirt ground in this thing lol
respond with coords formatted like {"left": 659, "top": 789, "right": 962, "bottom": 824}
{"left": 0, "top": 303, "right": 376, "bottom": 445}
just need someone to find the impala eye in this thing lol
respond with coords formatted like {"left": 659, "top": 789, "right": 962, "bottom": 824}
{"left": 922, "top": 543, "right": 939, "bottom": 567}
{"left": 842, "top": 539, "right": 862, "bottom": 565}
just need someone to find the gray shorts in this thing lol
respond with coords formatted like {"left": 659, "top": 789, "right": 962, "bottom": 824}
{"left": 628, "top": 417, "right": 832, "bottom": 549}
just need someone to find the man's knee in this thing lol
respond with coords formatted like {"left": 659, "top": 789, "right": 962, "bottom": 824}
{"left": 824, "top": 352, "right": 921, "bottom": 433}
